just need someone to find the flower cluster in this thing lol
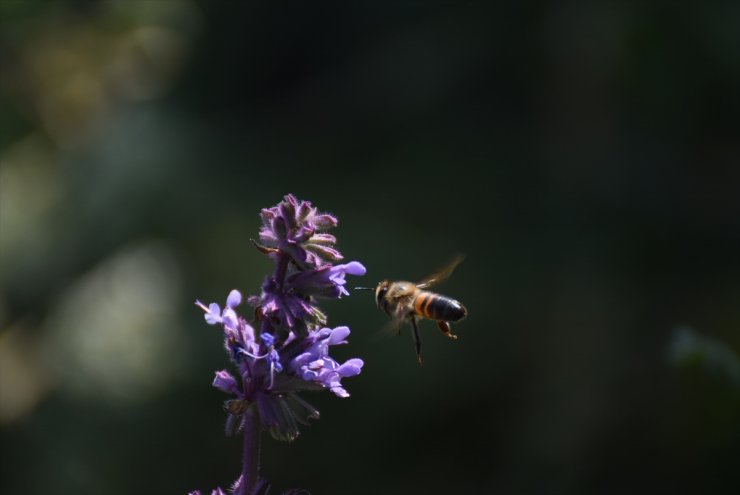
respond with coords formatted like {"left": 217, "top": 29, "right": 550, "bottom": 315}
{"left": 196, "top": 293, "right": 363, "bottom": 439}
{"left": 194, "top": 195, "right": 366, "bottom": 494}
{"left": 250, "top": 194, "right": 366, "bottom": 339}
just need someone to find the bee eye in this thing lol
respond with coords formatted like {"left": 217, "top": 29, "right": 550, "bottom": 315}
{"left": 376, "top": 287, "right": 388, "bottom": 306}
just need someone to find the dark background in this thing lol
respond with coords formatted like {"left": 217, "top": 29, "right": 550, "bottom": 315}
{"left": 1, "top": 1, "right": 739, "bottom": 494}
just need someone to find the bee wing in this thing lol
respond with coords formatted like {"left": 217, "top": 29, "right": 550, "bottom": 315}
{"left": 372, "top": 315, "right": 406, "bottom": 340}
{"left": 416, "top": 254, "right": 465, "bottom": 289}
{"left": 373, "top": 293, "right": 413, "bottom": 340}
{"left": 370, "top": 318, "right": 404, "bottom": 341}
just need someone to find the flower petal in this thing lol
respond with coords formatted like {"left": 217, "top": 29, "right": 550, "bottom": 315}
{"left": 260, "top": 332, "right": 275, "bottom": 347}
{"left": 330, "top": 386, "right": 350, "bottom": 398}
{"left": 337, "top": 358, "right": 364, "bottom": 377}
{"left": 328, "top": 326, "right": 350, "bottom": 345}
{"left": 221, "top": 308, "right": 238, "bottom": 329}
{"left": 226, "top": 289, "right": 242, "bottom": 308}
{"left": 204, "top": 303, "right": 222, "bottom": 325}
{"left": 342, "top": 261, "right": 367, "bottom": 276}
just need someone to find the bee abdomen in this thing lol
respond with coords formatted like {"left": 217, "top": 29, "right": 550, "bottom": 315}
{"left": 415, "top": 291, "right": 467, "bottom": 322}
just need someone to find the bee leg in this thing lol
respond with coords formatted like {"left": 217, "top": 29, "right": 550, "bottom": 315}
{"left": 437, "top": 321, "right": 458, "bottom": 340}
{"left": 410, "top": 316, "right": 423, "bottom": 366}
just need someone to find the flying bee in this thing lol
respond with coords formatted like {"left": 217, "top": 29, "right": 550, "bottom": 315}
{"left": 356, "top": 255, "right": 467, "bottom": 365}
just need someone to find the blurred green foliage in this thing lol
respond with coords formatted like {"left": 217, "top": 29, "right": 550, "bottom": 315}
{"left": 1, "top": 1, "right": 739, "bottom": 494}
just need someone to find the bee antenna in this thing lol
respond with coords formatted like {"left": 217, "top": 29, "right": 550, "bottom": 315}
{"left": 354, "top": 287, "right": 375, "bottom": 290}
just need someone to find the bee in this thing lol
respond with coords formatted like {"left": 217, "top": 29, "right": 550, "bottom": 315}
{"left": 356, "top": 256, "right": 467, "bottom": 365}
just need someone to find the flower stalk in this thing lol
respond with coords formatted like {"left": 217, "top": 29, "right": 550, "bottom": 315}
{"left": 239, "top": 408, "right": 261, "bottom": 495}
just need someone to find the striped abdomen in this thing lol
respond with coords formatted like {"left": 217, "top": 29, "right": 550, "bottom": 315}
{"left": 413, "top": 290, "right": 467, "bottom": 322}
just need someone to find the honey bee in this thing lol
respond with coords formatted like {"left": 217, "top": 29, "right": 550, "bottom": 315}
{"left": 356, "top": 255, "right": 467, "bottom": 365}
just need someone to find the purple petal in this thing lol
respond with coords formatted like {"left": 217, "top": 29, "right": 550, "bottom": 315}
{"left": 337, "top": 358, "right": 364, "bottom": 377}
{"left": 342, "top": 261, "right": 367, "bottom": 276}
{"left": 271, "top": 351, "right": 283, "bottom": 372}
{"left": 260, "top": 332, "right": 275, "bottom": 347}
{"left": 237, "top": 323, "right": 256, "bottom": 348}
{"left": 324, "top": 355, "right": 341, "bottom": 369}
{"left": 226, "top": 290, "right": 242, "bottom": 308}
{"left": 328, "top": 326, "right": 350, "bottom": 345}
{"left": 308, "top": 359, "right": 326, "bottom": 370}
{"left": 328, "top": 267, "right": 348, "bottom": 284}
{"left": 292, "top": 352, "right": 315, "bottom": 367}
{"left": 330, "top": 386, "right": 350, "bottom": 398}
{"left": 204, "top": 303, "right": 222, "bottom": 325}
{"left": 301, "top": 369, "right": 319, "bottom": 381}
{"left": 221, "top": 308, "right": 238, "bottom": 329}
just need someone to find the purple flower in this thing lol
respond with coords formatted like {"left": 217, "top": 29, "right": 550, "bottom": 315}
{"left": 288, "top": 261, "right": 367, "bottom": 298}
{"left": 198, "top": 291, "right": 364, "bottom": 401}
{"left": 196, "top": 289, "right": 241, "bottom": 329}
{"left": 290, "top": 326, "right": 364, "bottom": 397}
{"left": 194, "top": 195, "right": 366, "bottom": 494}
{"left": 196, "top": 196, "right": 365, "bottom": 419}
